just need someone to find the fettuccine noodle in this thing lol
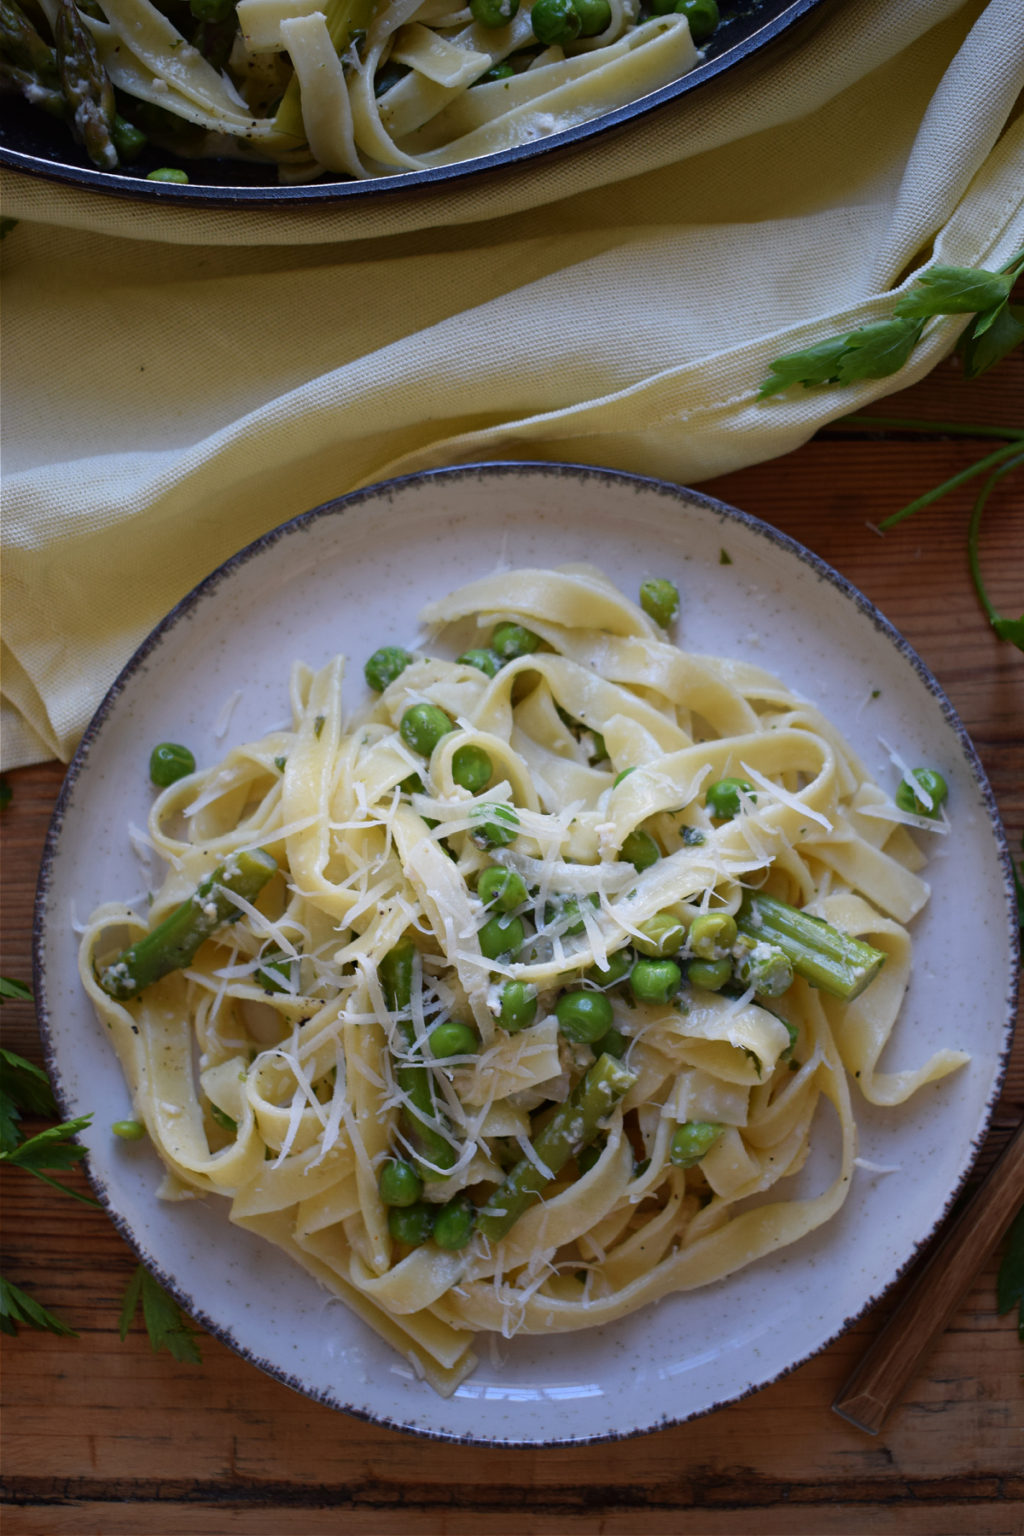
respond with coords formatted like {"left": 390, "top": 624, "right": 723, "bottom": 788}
{"left": 25, "top": 0, "right": 700, "bottom": 178}
{"left": 81, "top": 565, "right": 966, "bottom": 1395}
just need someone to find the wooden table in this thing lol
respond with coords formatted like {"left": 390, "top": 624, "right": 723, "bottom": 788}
{"left": 2, "top": 358, "right": 1022, "bottom": 1536}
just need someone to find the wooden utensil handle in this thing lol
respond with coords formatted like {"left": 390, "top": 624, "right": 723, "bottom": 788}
{"left": 833, "top": 1117, "right": 1024, "bottom": 1435}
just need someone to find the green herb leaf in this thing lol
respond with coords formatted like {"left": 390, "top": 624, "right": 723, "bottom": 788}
{"left": 757, "top": 335, "right": 851, "bottom": 398}
{"left": 0, "top": 977, "right": 33, "bottom": 1003}
{"left": 119, "top": 1264, "right": 202, "bottom": 1363}
{"left": 833, "top": 318, "right": 924, "bottom": 383}
{"left": 209, "top": 1103, "right": 237, "bottom": 1134}
{"left": 996, "top": 1203, "right": 1024, "bottom": 1341}
{"left": 959, "top": 302, "right": 1024, "bottom": 380}
{"left": 759, "top": 318, "right": 924, "bottom": 397}
{"left": 1, "top": 1114, "right": 92, "bottom": 1174}
{"left": 893, "top": 265, "right": 1011, "bottom": 319}
{"left": 991, "top": 616, "right": 1024, "bottom": 648}
{"left": 0, "top": 1047, "right": 60, "bottom": 1151}
{"left": 0, "top": 1274, "right": 77, "bottom": 1338}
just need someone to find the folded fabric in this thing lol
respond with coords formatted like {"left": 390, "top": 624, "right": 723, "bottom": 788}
{"left": 2, "top": 0, "right": 1022, "bottom": 767}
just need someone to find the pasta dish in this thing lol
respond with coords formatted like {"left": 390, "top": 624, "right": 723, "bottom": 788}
{"left": 3, "top": 0, "right": 712, "bottom": 179}
{"left": 81, "top": 565, "right": 966, "bottom": 1395}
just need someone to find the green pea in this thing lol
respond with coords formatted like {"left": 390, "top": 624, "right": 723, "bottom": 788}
{"left": 470, "top": 0, "right": 518, "bottom": 24}
{"left": 669, "top": 1120, "right": 722, "bottom": 1168}
{"left": 146, "top": 167, "right": 189, "bottom": 183}
{"left": 621, "top": 829, "right": 660, "bottom": 871}
{"left": 584, "top": 948, "right": 633, "bottom": 988}
{"left": 895, "top": 768, "right": 948, "bottom": 819}
{"left": 491, "top": 621, "right": 541, "bottom": 660}
{"left": 111, "top": 116, "right": 147, "bottom": 162}
{"left": 433, "top": 1192, "right": 477, "bottom": 1250}
{"left": 470, "top": 803, "right": 519, "bottom": 849}
{"left": 378, "top": 1157, "right": 424, "bottom": 1207}
{"left": 687, "top": 958, "right": 732, "bottom": 991}
{"left": 478, "top": 912, "right": 526, "bottom": 960}
{"left": 429, "top": 1020, "right": 480, "bottom": 1058}
{"left": 531, "top": 0, "right": 580, "bottom": 43}
{"left": 452, "top": 744, "right": 493, "bottom": 793}
{"left": 149, "top": 742, "right": 195, "bottom": 786}
{"left": 555, "top": 989, "right": 613, "bottom": 1044}
{"left": 365, "top": 646, "right": 414, "bottom": 692}
{"left": 400, "top": 772, "right": 425, "bottom": 796}
{"left": 574, "top": 0, "right": 610, "bottom": 31}
{"left": 689, "top": 912, "right": 737, "bottom": 959}
{"left": 633, "top": 911, "right": 686, "bottom": 957}
{"left": 613, "top": 766, "right": 637, "bottom": 787}
{"left": 674, "top": 0, "right": 718, "bottom": 42}
{"left": 630, "top": 957, "right": 682, "bottom": 1004}
{"left": 639, "top": 577, "right": 679, "bottom": 627}
{"left": 477, "top": 865, "right": 527, "bottom": 911}
{"left": 476, "top": 60, "right": 515, "bottom": 82}
{"left": 498, "top": 980, "right": 538, "bottom": 1032}
{"left": 400, "top": 703, "right": 455, "bottom": 756}
{"left": 388, "top": 1201, "right": 435, "bottom": 1246}
{"left": 599, "top": 1026, "right": 628, "bottom": 1059}
{"left": 545, "top": 892, "right": 599, "bottom": 935}
{"left": 458, "top": 647, "right": 502, "bottom": 676}
{"left": 705, "top": 777, "right": 756, "bottom": 820}
{"left": 733, "top": 942, "right": 794, "bottom": 999}
{"left": 112, "top": 1119, "right": 146, "bottom": 1141}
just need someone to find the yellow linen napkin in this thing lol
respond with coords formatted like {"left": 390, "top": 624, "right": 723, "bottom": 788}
{"left": 2, "top": 0, "right": 1022, "bottom": 767}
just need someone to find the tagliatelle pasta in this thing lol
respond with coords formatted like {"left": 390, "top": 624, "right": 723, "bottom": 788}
{"left": 81, "top": 565, "right": 967, "bottom": 1395}
{"left": 12, "top": 0, "right": 701, "bottom": 179}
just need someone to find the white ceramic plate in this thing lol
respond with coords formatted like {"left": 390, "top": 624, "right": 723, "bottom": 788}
{"left": 35, "top": 464, "right": 1018, "bottom": 1444}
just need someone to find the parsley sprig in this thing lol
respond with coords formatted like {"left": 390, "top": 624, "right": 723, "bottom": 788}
{"left": 759, "top": 249, "right": 1024, "bottom": 398}
{"left": 119, "top": 1264, "right": 202, "bottom": 1363}
{"left": 0, "top": 983, "right": 201, "bottom": 1361}
{"left": 833, "top": 414, "right": 1023, "bottom": 651}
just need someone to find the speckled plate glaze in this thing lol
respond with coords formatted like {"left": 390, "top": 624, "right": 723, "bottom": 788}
{"left": 35, "top": 463, "right": 1018, "bottom": 1445}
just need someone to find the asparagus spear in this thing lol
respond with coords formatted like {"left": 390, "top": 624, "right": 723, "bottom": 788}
{"left": 735, "top": 891, "right": 886, "bottom": 1001}
{"left": 379, "top": 940, "right": 458, "bottom": 1175}
{"left": 98, "top": 849, "right": 278, "bottom": 1000}
{"left": 54, "top": 0, "right": 118, "bottom": 170}
{"left": 476, "top": 1052, "right": 636, "bottom": 1242}
{"left": 0, "top": 0, "right": 65, "bottom": 116}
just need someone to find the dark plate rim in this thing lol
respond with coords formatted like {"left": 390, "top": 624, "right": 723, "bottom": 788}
{"left": 32, "top": 460, "right": 1020, "bottom": 1445}
{"left": 0, "top": 0, "right": 831, "bottom": 205}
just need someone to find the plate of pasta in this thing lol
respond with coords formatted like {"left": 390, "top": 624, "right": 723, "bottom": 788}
{"left": 36, "top": 463, "right": 1017, "bottom": 1443}
{"left": 0, "top": 0, "right": 827, "bottom": 197}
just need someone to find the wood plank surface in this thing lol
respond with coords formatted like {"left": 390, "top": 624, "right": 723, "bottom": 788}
{"left": 1, "top": 353, "right": 1022, "bottom": 1535}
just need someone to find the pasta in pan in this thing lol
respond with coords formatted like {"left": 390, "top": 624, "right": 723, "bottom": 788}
{"left": 81, "top": 565, "right": 966, "bottom": 1395}
{"left": 6, "top": 0, "right": 704, "bottom": 178}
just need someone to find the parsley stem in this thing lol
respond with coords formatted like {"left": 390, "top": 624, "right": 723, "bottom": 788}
{"left": 878, "top": 440, "right": 1024, "bottom": 529}
{"left": 966, "top": 451, "right": 1024, "bottom": 631}
{"left": 838, "top": 414, "right": 1024, "bottom": 441}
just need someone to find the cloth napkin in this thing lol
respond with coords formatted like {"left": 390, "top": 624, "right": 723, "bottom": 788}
{"left": 2, "top": 0, "right": 1022, "bottom": 769}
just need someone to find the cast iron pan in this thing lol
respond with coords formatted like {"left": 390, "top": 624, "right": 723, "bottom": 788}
{"left": 0, "top": 0, "right": 833, "bottom": 205}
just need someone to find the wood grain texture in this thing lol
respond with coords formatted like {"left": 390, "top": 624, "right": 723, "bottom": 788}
{"left": 1, "top": 355, "right": 1021, "bottom": 1536}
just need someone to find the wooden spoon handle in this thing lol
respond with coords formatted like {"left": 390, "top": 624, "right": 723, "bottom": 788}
{"left": 832, "top": 1117, "right": 1024, "bottom": 1434}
